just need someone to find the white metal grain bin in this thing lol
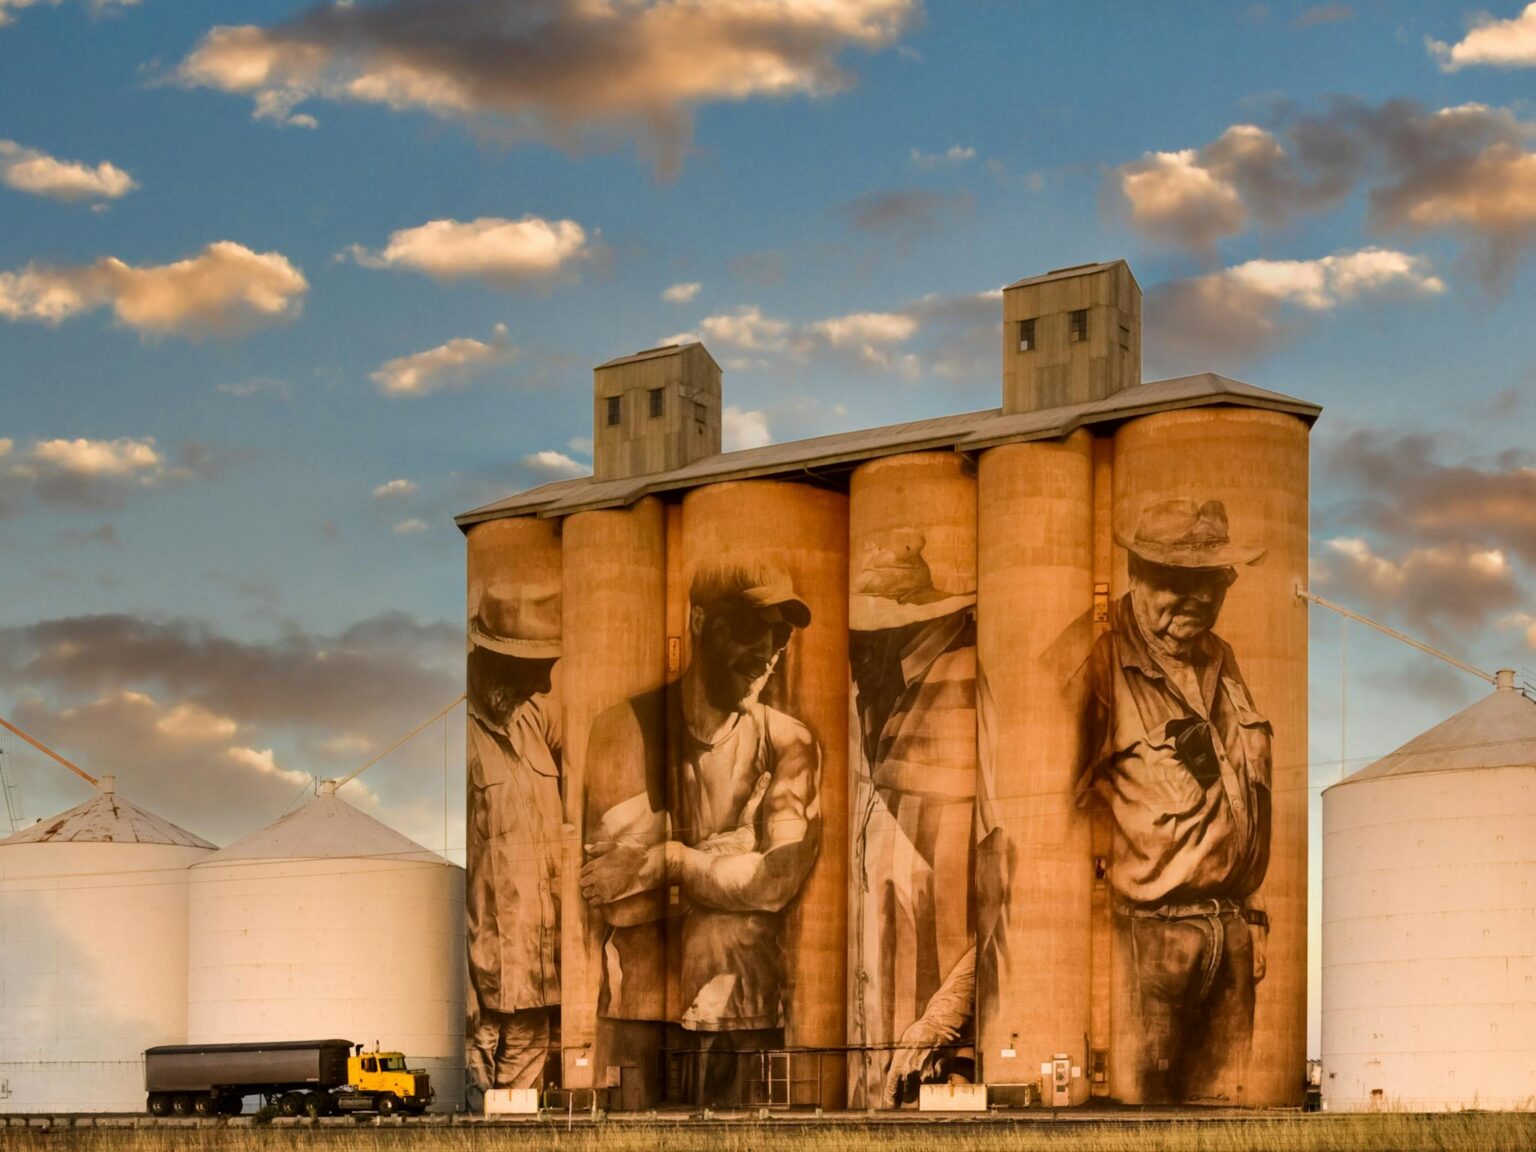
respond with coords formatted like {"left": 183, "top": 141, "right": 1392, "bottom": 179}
{"left": 1322, "top": 670, "right": 1536, "bottom": 1111}
{"left": 186, "top": 781, "right": 465, "bottom": 1110}
{"left": 0, "top": 776, "right": 215, "bottom": 1112}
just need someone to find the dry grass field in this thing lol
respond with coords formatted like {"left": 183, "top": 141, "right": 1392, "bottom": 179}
{"left": 4, "top": 1113, "right": 1536, "bottom": 1152}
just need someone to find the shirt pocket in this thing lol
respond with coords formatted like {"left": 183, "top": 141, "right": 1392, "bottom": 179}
{"left": 1228, "top": 702, "right": 1274, "bottom": 791}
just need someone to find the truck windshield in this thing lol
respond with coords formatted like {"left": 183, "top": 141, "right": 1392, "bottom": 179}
{"left": 380, "top": 1057, "right": 406, "bottom": 1071}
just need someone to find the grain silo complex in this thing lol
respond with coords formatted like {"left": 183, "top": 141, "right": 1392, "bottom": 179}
{"left": 1321, "top": 669, "right": 1536, "bottom": 1111}
{"left": 0, "top": 777, "right": 216, "bottom": 1112}
{"left": 186, "top": 781, "right": 467, "bottom": 1111}
{"left": 457, "top": 260, "right": 1316, "bottom": 1110}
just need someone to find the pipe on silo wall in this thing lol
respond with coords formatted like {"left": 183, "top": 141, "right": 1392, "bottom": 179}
{"left": 1108, "top": 407, "right": 1309, "bottom": 1106}
{"left": 975, "top": 430, "right": 1096, "bottom": 1105}
{"left": 463, "top": 516, "right": 564, "bottom": 1103}
{"left": 845, "top": 452, "right": 978, "bottom": 1109}
{"left": 559, "top": 497, "right": 668, "bottom": 1106}
{"left": 679, "top": 479, "right": 850, "bottom": 1109}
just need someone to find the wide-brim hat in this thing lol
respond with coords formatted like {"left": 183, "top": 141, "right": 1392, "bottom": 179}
{"left": 1116, "top": 498, "right": 1265, "bottom": 570}
{"left": 850, "top": 529, "right": 976, "bottom": 631}
{"left": 470, "top": 581, "right": 562, "bottom": 658}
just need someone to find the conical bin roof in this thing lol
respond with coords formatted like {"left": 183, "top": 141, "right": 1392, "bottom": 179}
{"left": 0, "top": 776, "right": 215, "bottom": 848}
{"left": 196, "top": 781, "right": 443, "bottom": 866}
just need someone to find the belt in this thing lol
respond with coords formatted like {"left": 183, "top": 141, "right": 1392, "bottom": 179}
{"left": 1116, "top": 897, "right": 1242, "bottom": 921}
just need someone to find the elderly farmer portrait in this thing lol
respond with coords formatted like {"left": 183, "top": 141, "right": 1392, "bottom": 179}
{"left": 578, "top": 561, "right": 822, "bottom": 1105}
{"left": 848, "top": 531, "right": 978, "bottom": 1108}
{"left": 1074, "top": 499, "right": 1273, "bottom": 1105}
{"left": 465, "top": 582, "right": 564, "bottom": 1097}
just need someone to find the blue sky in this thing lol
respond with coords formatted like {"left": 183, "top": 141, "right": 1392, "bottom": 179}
{"left": 4, "top": 1, "right": 1536, "bottom": 1054}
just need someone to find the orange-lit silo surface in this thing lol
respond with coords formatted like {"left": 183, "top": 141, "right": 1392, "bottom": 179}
{"left": 1111, "top": 408, "right": 1309, "bottom": 1106}
{"left": 680, "top": 479, "right": 850, "bottom": 1108}
{"left": 847, "top": 453, "right": 978, "bottom": 1108}
{"left": 976, "top": 432, "right": 1096, "bottom": 1105}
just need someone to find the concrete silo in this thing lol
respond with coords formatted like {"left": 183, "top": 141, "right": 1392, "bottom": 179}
{"left": 1322, "top": 670, "right": 1536, "bottom": 1111}
{"left": 186, "top": 783, "right": 465, "bottom": 1110}
{"left": 0, "top": 777, "right": 215, "bottom": 1112}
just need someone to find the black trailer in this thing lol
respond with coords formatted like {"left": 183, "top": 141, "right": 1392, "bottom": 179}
{"left": 144, "top": 1039, "right": 352, "bottom": 1117}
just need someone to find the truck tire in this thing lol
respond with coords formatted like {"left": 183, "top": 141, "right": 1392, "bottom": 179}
{"left": 279, "top": 1091, "right": 305, "bottom": 1117}
{"left": 192, "top": 1095, "right": 217, "bottom": 1118}
{"left": 147, "top": 1093, "right": 171, "bottom": 1117}
{"left": 303, "top": 1092, "right": 326, "bottom": 1118}
{"left": 376, "top": 1093, "right": 399, "bottom": 1116}
{"left": 171, "top": 1094, "right": 194, "bottom": 1117}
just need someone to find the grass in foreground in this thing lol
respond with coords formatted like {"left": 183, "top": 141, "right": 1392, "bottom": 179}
{"left": 6, "top": 1114, "right": 1536, "bottom": 1152}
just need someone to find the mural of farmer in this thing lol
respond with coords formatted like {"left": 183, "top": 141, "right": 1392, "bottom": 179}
{"left": 578, "top": 561, "right": 822, "bottom": 1105}
{"left": 1075, "top": 498, "right": 1273, "bottom": 1104}
{"left": 465, "top": 581, "right": 564, "bottom": 1096}
{"left": 847, "top": 531, "right": 978, "bottom": 1107}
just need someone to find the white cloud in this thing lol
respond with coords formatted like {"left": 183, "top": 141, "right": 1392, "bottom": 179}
{"left": 0, "top": 241, "right": 307, "bottom": 337}
{"left": 722, "top": 406, "right": 771, "bottom": 452}
{"left": 157, "top": 701, "right": 240, "bottom": 742}
{"left": 372, "top": 478, "right": 419, "bottom": 500}
{"left": 523, "top": 450, "right": 589, "bottom": 480}
{"left": 1146, "top": 247, "right": 1444, "bottom": 372}
{"left": 1503, "top": 611, "right": 1536, "bottom": 650}
{"left": 567, "top": 437, "right": 593, "bottom": 456}
{"left": 663, "top": 281, "right": 701, "bottom": 303}
{"left": 1392, "top": 144, "right": 1536, "bottom": 233}
{"left": 28, "top": 436, "right": 165, "bottom": 478}
{"left": 1429, "top": 3, "right": 1536, "bottom": 70}
{"left": 909, "top": 144, "right": 976, "bottom": 170}
{"left": 698, "top": 305, "right": 791, "bottom": 352}
{"left": 226, "top": 745, "right": 312, "bottom": 790}
{"left": 349, "top": 216, "right": 591, "bottom": 289}
{"left": 392, "top": 518, "right": 430, "bottom": 535}
{"left": 0, "top": 140, "right": 136, "bottom": 202}
{"left": 369, "top": 323, "right": 515, "bottom": 396}
{"left": 1116, "top": 143, "right": 1252, "bottom": 252}
{"left": 176, "top": 1, "right": 918, "bottom": 176}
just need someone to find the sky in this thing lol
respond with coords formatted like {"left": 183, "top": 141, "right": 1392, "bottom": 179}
{"left": 3, "top": 1, "right": 1536, "bottom": 1056}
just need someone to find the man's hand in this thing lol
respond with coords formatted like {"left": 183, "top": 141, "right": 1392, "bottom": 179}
{"left": 881, "top": 1018, "right": 950, "bottom": 1108}
{"left": 1251, "top": 923, "right": 1268, "bottom": 983}
{"left": 580, "top": 840, "right": 647, "bottom": 905}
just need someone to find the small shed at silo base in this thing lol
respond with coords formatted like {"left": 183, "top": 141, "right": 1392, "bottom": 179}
{"left": 185, "top": 781, "right": 466, "bottom": 1111}
{"left": 1322, "top": 670, "right": 1536, "bottom": 1111}
{"left": 0, "top": 776, "right": 216, "bottom": 1113}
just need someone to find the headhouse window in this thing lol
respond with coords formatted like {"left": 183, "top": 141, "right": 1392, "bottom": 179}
{"left": 1017, "top": 318, "right": 1036, "bottom": 352}
{"left": 1070, "top": 309, "right": 1088, "bottom": 343}
{"left": 649, "top": 388, "right": 664, "bottom": 418}
{"left": 606, "top": 395, "right": 621, "bottom": 426}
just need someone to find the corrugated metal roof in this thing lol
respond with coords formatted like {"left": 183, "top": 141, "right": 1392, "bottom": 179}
{"left": 197, "top": 788, "right": 443, "bottom": 865}
{"left": 597, "top": 344, "right": 686, "bottom": 369}
{"left": 457, "top": 373, "right": 1320, "bottom": 528}
{"left": 1005, "top": 259, "right": 1132, "bottom": 290}
{"left": 1330, "top": 678, "right": 1536, "bottom": 786}
{"left": 1, "top": 783, "right": 216, "bottom": 848}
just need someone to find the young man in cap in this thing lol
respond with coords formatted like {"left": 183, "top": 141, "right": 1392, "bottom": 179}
{"left": 579, "top": 560, "right": 821, "bottom": 1106}
{"left": 1075, "top": 499, "right": 1272, "bottom": 1104}
{"left": 465, "top": 582, "right": 563, "bottom": 1097}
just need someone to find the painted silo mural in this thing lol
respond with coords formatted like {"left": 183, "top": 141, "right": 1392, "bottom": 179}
{"left": 459, "top": 260, "right": 1311, "bottom": 1112}
{"left": 464, "top": 518, "right": 564, "bottom": 1099}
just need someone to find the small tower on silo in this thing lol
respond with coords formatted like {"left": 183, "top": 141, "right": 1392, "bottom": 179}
{"left": 1002, "top": 260, "right": 1141, "bottom": 413}
{"left": 593, "top": 342, "right": 722, "bottom": 481}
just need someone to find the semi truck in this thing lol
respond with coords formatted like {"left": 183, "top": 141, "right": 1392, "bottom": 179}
{"left": 143, "top": 1039, "right": 433, "bottom": 1117}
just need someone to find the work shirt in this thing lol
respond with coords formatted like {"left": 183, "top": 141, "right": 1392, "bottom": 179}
{"left": 466, "top": 692, "right": 563, "bottom": 1013}
{"left": 850, "top": 609, "right": 977, "bottom": 1089}
{"left": 585, "top": 684, "right": 821, "bottom": 1032}
{"left": 1076, "top": 595, "right": 1271, "bottom": 910}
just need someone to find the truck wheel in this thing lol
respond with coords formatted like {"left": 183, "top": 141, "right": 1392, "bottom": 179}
{"left": 147, "top": 1093, "right": 171, "bottom": 1117}
{"left": 171, "top": 1094, "right": 194, "bottom": 1117}
{"left": 303, "top": 1093, "right": 325, "bottom": 1118}
{"left": 376, "top": 1094, "right": 399, "bottom": 1116}
{"left": 279, "top": 1091, "right": 305, "bottom": 1117}
{"left": 192, "top": 1095, "right": 217, "bottom": 1118}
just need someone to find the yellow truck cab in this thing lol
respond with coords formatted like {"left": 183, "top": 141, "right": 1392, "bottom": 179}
{"left": 347, "top": 1045, "right": 433, "bottom": 1115}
